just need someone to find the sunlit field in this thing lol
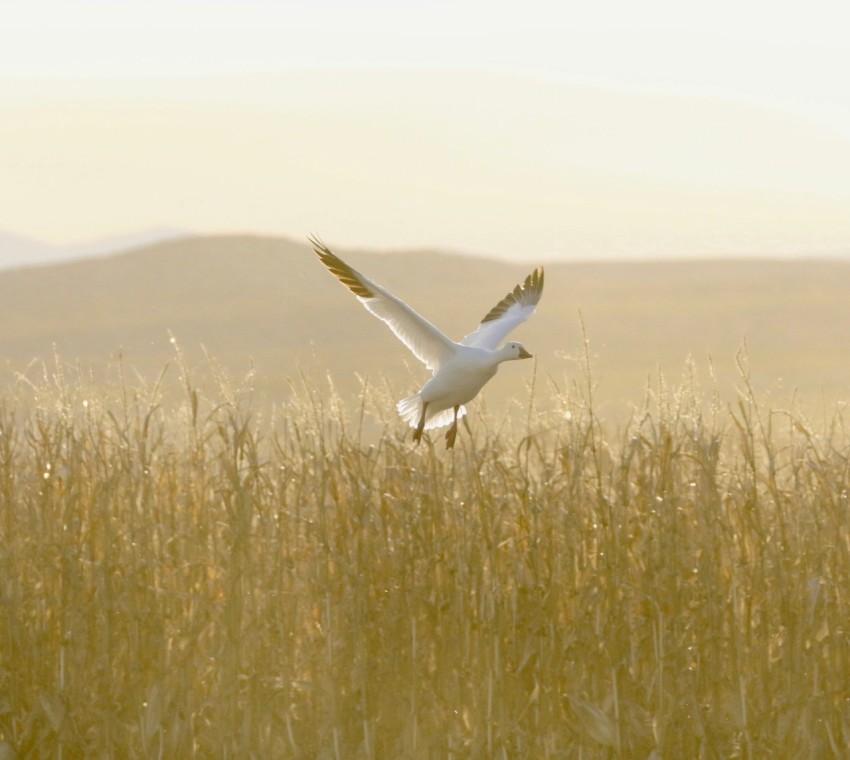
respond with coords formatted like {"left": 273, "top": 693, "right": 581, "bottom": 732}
{"left": 2, "top": 347, "right": 850, "bottom": 758}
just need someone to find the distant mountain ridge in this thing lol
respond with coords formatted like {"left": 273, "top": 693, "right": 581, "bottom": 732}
{"left": 2, "top": 233, "right": 850, "bottom": 419}
{"left": 0, "top": 228, "right": 190, "bottom": 270}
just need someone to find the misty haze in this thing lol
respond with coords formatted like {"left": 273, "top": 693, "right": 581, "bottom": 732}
{"left": 4, "top": 0, "right": 850, "bottom": 756}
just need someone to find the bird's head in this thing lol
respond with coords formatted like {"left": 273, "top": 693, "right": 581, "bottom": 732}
{"left": 503, "top": 341, "right": 533, "bottom": 360}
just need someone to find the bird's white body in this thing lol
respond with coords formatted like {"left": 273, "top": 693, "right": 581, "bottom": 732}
{"left": 424, "top": 345, "right": 500, "bottom": 408}
{"left": 311, "top": 236, "right": 543, "bottom": 447}
{"left": 397, "top": 344, "right": 521, "bottom": 430}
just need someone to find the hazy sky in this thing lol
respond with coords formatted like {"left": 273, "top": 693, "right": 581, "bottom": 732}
{"left": 3, "top": 0, "right": 850, "bottom": 260}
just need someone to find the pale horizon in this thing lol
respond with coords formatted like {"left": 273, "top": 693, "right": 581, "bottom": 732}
{"left": 3, "top": 0, "right": 850, "bottom": 262}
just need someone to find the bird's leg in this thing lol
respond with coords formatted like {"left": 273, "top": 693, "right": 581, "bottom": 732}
{"left": 413, "top": 402, "right": 428, "bottom": 445}
{"left": 445, "top": 405, "right": 460, "bottom": 449}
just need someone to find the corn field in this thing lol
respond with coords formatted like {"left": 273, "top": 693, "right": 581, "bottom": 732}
{"left": 1, "top": 352, "right": 850, "bottom": 758}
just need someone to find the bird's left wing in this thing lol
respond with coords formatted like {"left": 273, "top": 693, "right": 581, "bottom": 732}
{"left": 311, "top": 236, "right": 456, "bottom": 372}
{"left": 460, "top": 267, "right": 544, "bottom": 349}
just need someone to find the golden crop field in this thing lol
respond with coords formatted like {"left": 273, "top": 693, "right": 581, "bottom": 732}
{"left": 1, "top": 347, "right": 849, "bottom": 758}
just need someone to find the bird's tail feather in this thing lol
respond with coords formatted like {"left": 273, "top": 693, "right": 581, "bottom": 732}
{"left": 396, "top": 395, "right": 467, "bottom": 431}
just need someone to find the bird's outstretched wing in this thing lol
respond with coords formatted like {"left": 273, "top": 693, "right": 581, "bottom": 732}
{"left": 460, "top": 267, "right": 544, "bottom": 349}
{"left": 311, "top": 236, "right": 456, "bottom": 372}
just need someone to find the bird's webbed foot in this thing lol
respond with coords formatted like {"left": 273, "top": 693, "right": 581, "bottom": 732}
{"left": 413, "top": 402, "right": 428, "bottom": 445}
{"left": 445, "top": 422, "right": 458, "bottom": 449}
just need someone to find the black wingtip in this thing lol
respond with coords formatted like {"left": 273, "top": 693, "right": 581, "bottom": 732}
{"left": 307, "top": 232, "right": 329, "bottom": 256}
{"left": 308, "top": 234, "right": 375, "bottom": 299}
{"left": 480, "top": 265, "right": 545, "bottom": 324}
{"left": 529, "top": 266, "right": 544, "bottom": 294}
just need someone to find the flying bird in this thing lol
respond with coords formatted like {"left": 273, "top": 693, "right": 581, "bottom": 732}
{"left": 310, "top": 236, "right": 543, "bottom": 449}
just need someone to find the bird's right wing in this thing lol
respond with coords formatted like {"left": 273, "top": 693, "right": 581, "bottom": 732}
{"left": 311, "top": 236, "right": 456, "bottom": 372}
{"left": 461, "top": 267, "right": 544, "bottom": 349}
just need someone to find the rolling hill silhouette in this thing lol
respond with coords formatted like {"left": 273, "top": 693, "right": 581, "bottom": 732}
{"left": 1, "top": 234, "right": 849, "bottom": 419}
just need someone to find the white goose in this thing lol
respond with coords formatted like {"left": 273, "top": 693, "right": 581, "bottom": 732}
{"left": 311, "top": 236, "right": 544, "bottom": 449}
